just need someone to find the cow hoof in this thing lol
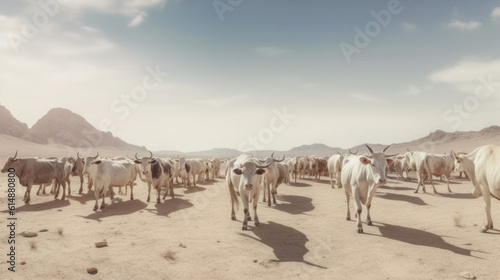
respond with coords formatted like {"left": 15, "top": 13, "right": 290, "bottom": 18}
{"left": 255, "top": 221, "right": 260, "bottom": 227}
{"left": 273, "top": 200, "right": 277, "bottom": 204}
{"left": 414, "top": 191, "right": 418, "bottom": 193}
{"left": 130, "top": 197, "right": 134, "bottom": 200}
{"left": 242, "top": 226, "right": 248, "bottom": 230}
{"left": 231, "top": 216, "right": 236, "bottom": 221}
{"left": 100, "top": 205, "right": 105, "bottom": 210}
{"left": 346, "top": 217, "right": 350, "bottom": 221}
{"left": 93, "top": 207, "right": 98, "bottom": 211}
{"left": 357, "top": 229, "right": 364, "bottom": 234}
{"left": 147, "top": 198, "right": 150, "bottom": 202}
{"left": 157, "top": 199, "right": 161, "bottom": 204}
{"left": 367, "top": 221, "right": 373, "bottom": 226}
{"left": 79, "top": 190, "right": 83, "bottom": 195}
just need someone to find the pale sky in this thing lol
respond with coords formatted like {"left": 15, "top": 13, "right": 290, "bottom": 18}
{"left": 1, "top": 0, "right": 500, "bottom": 152}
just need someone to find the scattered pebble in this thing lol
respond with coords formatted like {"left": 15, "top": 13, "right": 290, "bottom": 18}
{"left": 20, "top": 261, "right": 26, "bottom": 265}
{"left": 87, "top": 268, "right": 98, "bottom": 275}
{"left": 473, "top": 224, "right": 477, "bottom": 226}
{"left": 253, "top": 259, "right": 258, "bottom": 263}
{"left": 460, "top": 271, "right": 476, "bottom": 279}
{"left": 179, "top": 243, "right": 186, "bottom": 248}
{"left": 21, "top": 232, "right": 38, "bottom": 238}
{"left": 57, "top": 209, "right": 62, "bottom": 212}
{"left": 95, "top": 241, "right": 107, "bottom": 248}
{"left": 39, "top": 229, "right": 49, "bottom": 232}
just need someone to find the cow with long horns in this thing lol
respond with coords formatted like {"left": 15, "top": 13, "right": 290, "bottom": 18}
{"left": 341, "top": 144, "right": 395, "bottom": 233}
{"left": 259, "top": 153, "right": 286, "bottom": 206}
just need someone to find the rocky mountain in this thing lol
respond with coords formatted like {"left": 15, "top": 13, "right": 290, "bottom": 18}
{"left": 0, "top": 103, "right": 29, "bottom": 138}
{"left": 20, "top": 108, "right": 145, "bottom": 150}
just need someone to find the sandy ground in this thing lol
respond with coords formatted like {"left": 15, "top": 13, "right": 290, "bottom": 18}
{"left": 1, "top": 154, "right": 500, "bottom": 280}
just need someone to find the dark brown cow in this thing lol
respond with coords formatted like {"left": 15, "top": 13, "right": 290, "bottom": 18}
{"left": 310, "top": 157, "right": 328, "bottom": 182}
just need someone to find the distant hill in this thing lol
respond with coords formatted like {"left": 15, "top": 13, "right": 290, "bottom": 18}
{"left": 18, "top": 108, "right": 146, "bottom": 151}
{"left": 0, "top": 103, "right": 29, "bottom": 138}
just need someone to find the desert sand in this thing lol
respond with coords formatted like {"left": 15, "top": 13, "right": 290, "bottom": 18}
{"left": 1, "top": 142, "right": 500, "bottom": 280}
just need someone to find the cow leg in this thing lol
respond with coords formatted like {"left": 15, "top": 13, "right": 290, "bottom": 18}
{"left": 262, "top": 184, "right": 266, "bottom": 203}
{"left": 130, "top": 182, "right": 134, "bottom": 200}
{"left": 93, "top": 186, "right": 100, "bottom": 211}
{"left": 271, "top": 184, "right": 276, "bottom": 205}
{"left": 329, "top": 172, "right": 334, "bottom": 188}
{"left": 170, "top": 178, "right": 174, "bottom": 198}
{"left": 345, "top": 191, "right": 351, "bottom": 221}
{"left": 157, "top": 185, "right": 161, "bottom": 204}
{"left": 100, "top": 186, "right": 106, "bottom": 210}
{"left": 193, "top": 174, "right": 197, "bottom": 187}
{"left": 253, "top": 193, "right": 260, "bottom": 227}
{"left": 79, "top": 175, "right": 84, "bottom": 194}
{"left": 337, "top": 173, "right": 342, "bottom": 188}
{"left": 428, "top": 173, "right": 437, "bottom": 194}
{"left": 146, "top": 182, "right": 151, "bottom": 202}
{"left": 353, "top": 190, "right": 363, "bottom": 233}
{"left": 365, "top": 186, "right": 378, "bottom": 226}
{"left": 229, "top": 182, "right": 236, "bottom": 221}
{"left": 481, "top": 192, "right": 493, "bottom": 233}
{"left": 25, "top": 181, "right": 33, "bottom": 203}
{"left": 446, "top": 175, "right": 452, "bottom": 193}
{"left": 267, "top": 184, "right": 271, "bottom": 206}
{"left": 37, "top": 185, "right": 42, "bottom": 196}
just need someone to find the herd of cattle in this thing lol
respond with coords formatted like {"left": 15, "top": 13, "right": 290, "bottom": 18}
{"left": 1, "top": 144, "right": 499, "bottom": 234}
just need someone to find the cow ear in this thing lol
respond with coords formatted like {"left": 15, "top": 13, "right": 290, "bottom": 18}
{"left": 232, "top": 168, "right": 243, "bottom": 175}
{"left": 93, "top": 160, "right": 102, "bottom": 165}
{"left": 150, "top": 159, "right": 158, "bottom": 164}
{"left": 256, "top": 168, "right": 266, "bottom": 175}
{"left": 359, "top": 157, "right": 371, "bottom": 165}
{"left": 386, "top": 158, "right": 394, "bottom": 165}
{"left": 134, "top": 160, "right": 141, "bottom": 164}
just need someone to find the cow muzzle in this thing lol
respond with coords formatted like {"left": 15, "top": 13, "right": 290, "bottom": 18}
{"left": 245, "top": 184, "right": 253, "bottom": 190}
{"left": 378, "top": 179, "right": 387, "bottom": 184}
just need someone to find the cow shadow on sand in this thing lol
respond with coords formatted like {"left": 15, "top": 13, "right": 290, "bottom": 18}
{"left": 371, "top": 222, "right": 483, "bottom": 257}
{"left": 239, "top": 221, "right": 327, "bottom": 269}
{"left": 289, "top": 182, "right": 313, "bottom": 188}
{"left": 81, "top": 199, "right": 148, "bottom": 221}
{"left": 13, "top": 199, "right": 71, "bottom": 212}
{"left": 435, "top": 192, "right": 476, "bottom": 200}
{"left": 271, "top": 194, "right": 315, "bottom": 215}
{"left": 68, "top": 190, "right": 96, "bottom": 205}
{"left": 146, "top": 198, "right": 194, "bottom": 218}
{"left": 376, "top": 192, "right": 429, "bottom": 206}
{"left": 378, "top": 185, "right": 415, "bottom": 191}
{"left": 182, "top": 186, "right": 207, "bottom": 194}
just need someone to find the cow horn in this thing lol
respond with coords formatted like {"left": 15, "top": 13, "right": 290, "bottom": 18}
{"left": 385, "top": 154, "right": 399, "bottom": 158}
{"left": 365, "top": 144, "right": 374, "bottom": 154}
{"left": 383, "top": 145, "right": 390, "bottom": 153}
{"left": 13, "top": 150, "right": 18, "bottom": 159}
{"left": 406, "top": 148, "right": 410, "bottom": 152}
{"left": 273, "top": 154, "right": 285, "bottom": 162}
{"left": 77, "top": 152, "right": 81, "bottom": 159}
{"left": 337, "top": 151, "right": 342, "bottom": 156}
{"left": 135, "top": 153, "right": 139, "bottom": 160}
{"left": 270, "top": 152, "right": 275, "bottom": 158}
{"left": 93, "top": 152, "right": 99, "bottom": 159}
{"left": 256, "top": 161, "right": 273, "bottom": 169}
{"left": 148, "top": 150, "right": 153, "bottom": 159}
{"left": 349, "top": 149, "right": 358, "bottom": 155}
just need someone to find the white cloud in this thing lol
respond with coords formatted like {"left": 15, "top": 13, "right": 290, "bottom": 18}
{"left": 492, "top": 7, "right": 500, "bottom": 20}
{"left": 406, "top": 85, "right": 421, "bottom": 95}
{"left": 350, "top": 94, "right": 374, "bottom": 102}
{"left": 445, "top": 20, "right": 481, "bottom": 30}
{"left": 128, "top": 12, "right": 147, "bottom": 27}
{"left": 428, "top": 58, "right": 500, "bottom": 92}
{"left": 401, "top": 21, "right": 416, "bottom": 31}
{"left": 256, "top": 46, "right": 290, "bottom": 57}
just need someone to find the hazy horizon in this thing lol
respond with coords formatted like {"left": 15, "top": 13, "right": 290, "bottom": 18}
{"left": 2, "top": 0, "right": 500, "bottom": 152}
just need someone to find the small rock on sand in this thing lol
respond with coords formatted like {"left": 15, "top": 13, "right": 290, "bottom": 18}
{"left": 21, "top": 232, "right": 38, "bottom": 238}
{"left": 87, "top": 268, "right": 98, "bottom": 275}
{"left": 179, "top": 243, "right": 186, "bottom": 248}
{"left": 20, "top": 261, "right": 26, "bottom": 265}
{"left": 39, "top": 229, "right": 49, "bottom": 232}
{"left": 460, "top": 271, "right": 476, "bottom": 279}
{"left": 95, "top": 241, "right": 107, "bottom": 248}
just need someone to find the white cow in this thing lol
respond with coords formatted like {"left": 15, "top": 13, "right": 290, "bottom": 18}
{"left": 227, "top": 155, "right": 272, "bottom": 230}
{"left": 260, "top": 153, "right": 286, "bottom": 206}
{"left": 328, "top": 152, "right": 344, "bottom": 188}
{"left": 454, "top": 145, "right": 500, "bottom": 233}
{"left": 177, "top": 157, "right": 205, "bottom": 188}
{"left": 403, "top": 151, "right": 431, "bottom": 193}
{"left": 83, "top": 154, "right": 138, "bottom": 211}
{"left": 341, "top": 144, "right": 394, "bottom": 233}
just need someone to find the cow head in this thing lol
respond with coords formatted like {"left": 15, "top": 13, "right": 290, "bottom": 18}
{"left": 82, "top": 152, "right": 99, "bottom": 175}
{"left": 135, "top": 151, "right": 153, "bottom": 176}
{"left": 232, "top": 160, "right": 270, "bottom": 191}
{"left": 359, "top": 144, "right": 395, "bottom": 185}
{"left": 1, "top": 150, "right": 19, "bottom": 173}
